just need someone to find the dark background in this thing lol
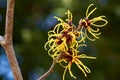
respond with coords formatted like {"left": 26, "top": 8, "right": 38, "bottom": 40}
{"left": 0, "top": 0, "right": 120, "bottom": 80}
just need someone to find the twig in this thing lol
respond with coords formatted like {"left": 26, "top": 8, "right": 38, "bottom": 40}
{"left": 0, "top": 0, "right": 23, "bottom": 80}
{"left": 37, "top": 53, "right": 62, "bottom": 80}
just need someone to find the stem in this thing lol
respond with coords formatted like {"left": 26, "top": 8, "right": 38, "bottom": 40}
{"left": 0, "top": 0, "right": 23, "bottom": 80}
{"left": 37, "top": 54, "right": 62, "bottom": 80}
{"left": 3, "top": 45, "right": 23, "bottom": 80}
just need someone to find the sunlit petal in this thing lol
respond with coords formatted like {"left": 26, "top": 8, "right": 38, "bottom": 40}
{"left": 85, "top": 29, "right": 96, "bottom": 41}
{"left": 63, "top": 67, "right": 67, "bottom": 80}
{"left": 88, "top": 29, "right": 99, "bottom": 39}
{"left": 88, "top": 27, "right": 99, "bottom": 32}
{"left": 86, "top": 4, "right": 97, "bottom": 18}
{"left": 65, "top": 10, "right": 73, "bottom": 21}
{"left": 68, "top": 63, "right": 76, "bottom": 79}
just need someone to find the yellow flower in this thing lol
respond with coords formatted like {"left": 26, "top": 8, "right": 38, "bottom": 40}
{"left": 79, "top": 4, "right": 108, "bottom": 41}
{"left": 57, "top": 48, "right": 96, "bottom": 80}
{"left": 44, "top": 8, "right": 101, "bottom": 80}
{"left": 45, "top": 10, "right": 86, "bottom": 59}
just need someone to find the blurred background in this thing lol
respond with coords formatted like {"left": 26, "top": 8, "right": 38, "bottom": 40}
{"left": 0, "top": 0, "right": 120, "bottom": 80}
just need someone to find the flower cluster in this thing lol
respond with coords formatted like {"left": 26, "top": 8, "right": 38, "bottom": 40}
{"left": 44, "top": 4, "right": 107, "bottom": 80}
{"left": 79, "top": 4, "right": 108, "bottom": 41}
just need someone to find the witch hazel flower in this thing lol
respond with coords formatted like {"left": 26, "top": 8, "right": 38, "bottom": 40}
{"left": 78, "top": 4, "right": 108, "bottom": 41}
{"left": 45, "top": 10, "right": 85, "bottom": 59}
{"left": 58, "top": 48, "right": 96, "bottom": 80}
{"left": 44, "top": 4, "right": 107, "bottom": 80}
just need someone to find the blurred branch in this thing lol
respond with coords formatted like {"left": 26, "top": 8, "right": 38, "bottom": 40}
{"left": 0, "top": 0, "right": 23, "bottom": 80}
{"left": 37, "top": 53, "right": 62, "bottom": 80}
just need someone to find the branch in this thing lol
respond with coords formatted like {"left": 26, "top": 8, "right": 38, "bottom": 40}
{"left": 37, "top": 53, "right": 62, "bottom": 80}
{"left": 0, "top": 0, "right": 23, "bottom": 80}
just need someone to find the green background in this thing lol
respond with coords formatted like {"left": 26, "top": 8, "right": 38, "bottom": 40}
{"left": 0, "top": 0, "right": 120, "bottom": 80}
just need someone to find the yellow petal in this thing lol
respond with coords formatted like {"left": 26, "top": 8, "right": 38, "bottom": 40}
{"left": 86, "top": 4, "right": 97, "bottom": 18}
{"left": 68, "top": 63, "right": 76, "bottom": 79}
{"left": 90, "top": 16, "right": 108, "bottom": 27}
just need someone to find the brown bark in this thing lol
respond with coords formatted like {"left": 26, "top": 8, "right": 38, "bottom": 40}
{"left": 0, "top": 0, "right": 23, "bottom": 80}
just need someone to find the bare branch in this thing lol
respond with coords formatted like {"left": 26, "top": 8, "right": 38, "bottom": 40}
{"left": 4, "top": 0, "right": 14, "bottom": 42}
{"left": 3, "top": 45, "right": 23, "bottom": 80}
{"left": 0, "top": 0, "right": 23, "bottom": 80}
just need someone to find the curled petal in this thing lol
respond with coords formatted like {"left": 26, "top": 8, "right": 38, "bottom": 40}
{"left": 53, "top": 24, "right": 63, "bottom": 34}
{"left": 62, "top": 63, "right": 76, "bottom": 80}
{"left": 75, "top": 60, "right": 88, "bottom": 77}
{"left": 54, "top": 17, "right": 71, "bottom": 29}
{"left": 54, "top": 16, "right": 65, "bottom": 23}
{"left": 48, "top": 46, "right": 55, "bottom": 56}
{"left": 88, "top": 27, "right": 99, "bottom": 33}
{"left": 68, "top": 63, "right": 76, "bottom": 79}
{"left": 48, "top": 30, "right": 56, "bottom": 36}
{"left": 59, "top": 61, "right": 68, "bottom": 68}
{"left": 51, "top": 50, "right": 59, "bottom": 59}
{"left": 77, "top": 54, "right": 96, "bottom": 59}
{"left": 85, "top": 29, "right": 96, "bottom": 41}
{"left": 65, "top": 10, "right": 73, "bottom": 21}
{"left": 78, "top": 44, "right": 87, "bottom": 48}
{"left": 86, "top": 4, "right": 97, "bottom": 18}
{"left": 87, "top": 28, "right": 100, "bottom": 39}
{"left": 78, "top": 28, "right": 87, "bottom": 43}
{"left": 53, "top": 23, "right": 65, "bottom": 33}
{"left": 90, "top": 16, "right": 108, "bottom": 27}
{"left": 76, "top": 58, "right": 94, "bottom": 76}
{"left": 44, "top": 39, "right": 55, "bottom": 50}
{"left": 63, "top": 67, "right": 67, "bottom": 80}
{"left": 48, "top": 34, "right": 60, "bottom": 40}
